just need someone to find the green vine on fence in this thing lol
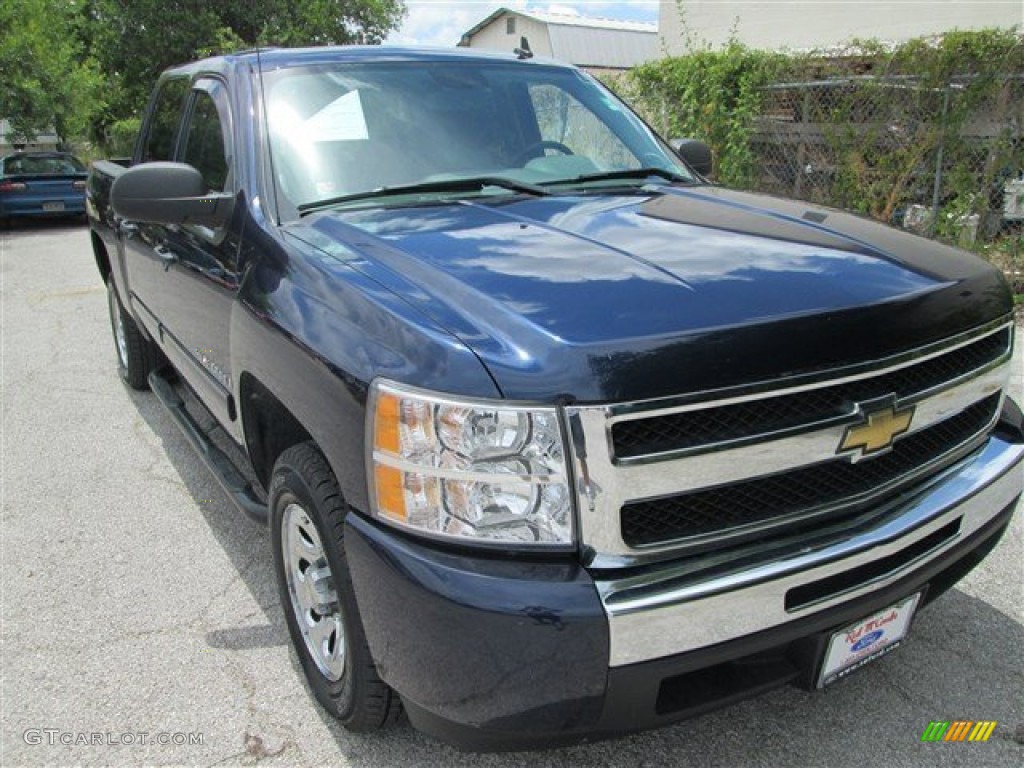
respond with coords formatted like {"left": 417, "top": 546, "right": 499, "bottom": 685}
{"left": 620, "top": 43, "right": 793, "bottom": 188}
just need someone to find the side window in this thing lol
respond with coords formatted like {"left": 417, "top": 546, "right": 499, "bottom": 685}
{"left": 528, "top": 84, "right": 638, "bottom": 170}
{"left": 142, "top": 78, "right": 189, "bottom": 161}
{"left": 182, "top": 85, "right": 230, "bottom": 192}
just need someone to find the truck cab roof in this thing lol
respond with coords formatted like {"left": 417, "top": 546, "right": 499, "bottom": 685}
{"left": 161, "top": 44, "right": 572, "bottom": 79}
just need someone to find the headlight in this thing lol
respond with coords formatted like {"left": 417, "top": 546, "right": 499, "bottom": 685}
{"left": 367, "top": 380, "right": 574, "bottom": 549}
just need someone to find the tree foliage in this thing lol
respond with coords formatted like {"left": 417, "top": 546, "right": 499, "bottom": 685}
{"left": 1, "top": 0, "right": 406, "bottom": 149}
{"left": 0, "top": 0, "right": 104, "bottom": 145}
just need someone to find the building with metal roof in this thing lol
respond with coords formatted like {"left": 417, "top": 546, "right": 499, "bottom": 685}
{"left": 0, "top": 120, "right": 59, "bottom": 153}
{"left": 458, "top": 8, "right": 658, "bottom": 74}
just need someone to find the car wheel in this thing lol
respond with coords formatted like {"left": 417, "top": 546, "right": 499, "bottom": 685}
{"left": 270, "top": 442, "right": 399, "bottom": 730}
{"left": 106, "top": 279, "right": 152, "bottom": 390}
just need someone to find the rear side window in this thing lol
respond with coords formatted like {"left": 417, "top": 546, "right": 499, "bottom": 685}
{"left": 182, "top": 87, "right": 229, "bottom": 192}
{"left": 3, "top": 155, "right": 84, "bottom": 175}
{"left": 142, "top": 78, "right": 189, "bottom": 161}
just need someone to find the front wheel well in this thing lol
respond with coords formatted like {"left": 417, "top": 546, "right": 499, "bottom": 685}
{"left": 239, "top": 373, "right": 314, "bottom": 489}
{"left": 92, "top": 230, "right": 112, "bottom": 284}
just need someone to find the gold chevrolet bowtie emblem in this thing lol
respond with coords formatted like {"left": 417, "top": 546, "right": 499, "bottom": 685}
{"left": 839, "top": 403, "right": 915, "bottom": 459}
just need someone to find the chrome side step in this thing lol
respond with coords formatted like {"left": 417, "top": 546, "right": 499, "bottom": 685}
{"left": 148, "top": 368, "right": 268, "bottom": 524}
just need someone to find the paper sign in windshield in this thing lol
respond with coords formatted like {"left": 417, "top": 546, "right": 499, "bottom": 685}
{"left": 304, "top": 90, "right": 368, "bottom": 142}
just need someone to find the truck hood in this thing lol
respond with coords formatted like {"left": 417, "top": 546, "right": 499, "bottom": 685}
{"left": 301, "top": 185, "right": 1012, "bottom": 402}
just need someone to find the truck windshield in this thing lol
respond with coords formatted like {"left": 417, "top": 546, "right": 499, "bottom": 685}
{"left": 262, "top": 59, "right": 693, "bottom": 219}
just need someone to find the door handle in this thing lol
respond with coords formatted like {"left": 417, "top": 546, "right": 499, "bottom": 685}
{"left": 154, "top": 245, "right": 178, "bottom": 271}
{"left": 117, "top": 220, "right": 139, "bottom": 237}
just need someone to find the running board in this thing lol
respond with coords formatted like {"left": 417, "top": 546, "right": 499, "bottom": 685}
{"left": 148, "top": 368, "right": 268, "bottom": 524}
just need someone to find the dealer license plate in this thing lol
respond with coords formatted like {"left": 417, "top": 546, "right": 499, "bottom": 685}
{"left": 818, "top": 593, "right": 921, "bottom": 688}
{"left": 42, "top": 201, "right": 65, "bottom": 212}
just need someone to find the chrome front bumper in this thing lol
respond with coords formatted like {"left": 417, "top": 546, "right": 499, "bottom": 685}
{"left": 597, "top": 436, "right": 1024, "bottom": 667}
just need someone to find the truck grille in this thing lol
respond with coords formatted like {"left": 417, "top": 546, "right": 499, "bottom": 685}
{"left": 620, "top": 394, "right": 1000, "bottom": 547}
{"left": 565, "top": 321, "right": 1014, "bottom": 566}
{"left": 612, "top": 328, "right": 1009, "bottom": 459}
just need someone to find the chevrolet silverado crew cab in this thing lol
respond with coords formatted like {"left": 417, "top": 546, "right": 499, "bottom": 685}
{"left": 88, "top": 47, "right": 1024, "bottom": 750}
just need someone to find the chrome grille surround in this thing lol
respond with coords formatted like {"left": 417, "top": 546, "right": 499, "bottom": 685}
{"left": 565, "top": 318, "right": 1014, "bottom": 569}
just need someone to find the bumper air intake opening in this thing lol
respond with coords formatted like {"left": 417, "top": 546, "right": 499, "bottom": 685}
{"left": 785, "top": 517, "right": 961, "bottom": 612}
{"left": 655, "top": 648, "right": 798, "bottom": 716}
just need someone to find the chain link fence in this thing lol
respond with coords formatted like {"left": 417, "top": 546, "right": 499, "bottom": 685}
{"left": 751, "top": 76, "right": 1024, "bottom": 249}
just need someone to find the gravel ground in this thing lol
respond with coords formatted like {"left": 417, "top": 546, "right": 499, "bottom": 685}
{"left": 2, "top": 221, "right": 1022, "bottom": 767}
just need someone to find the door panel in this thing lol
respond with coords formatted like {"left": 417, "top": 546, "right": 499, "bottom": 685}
{"left": 126, "top": 77, "right": 243, "bottom": 432}
{"left": 159, "top": 79, "right": 240, "bottom": 430}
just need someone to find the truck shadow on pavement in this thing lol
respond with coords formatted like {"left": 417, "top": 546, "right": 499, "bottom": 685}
{"left": 125, "top": 384, "right": 1023, "bottom": 765}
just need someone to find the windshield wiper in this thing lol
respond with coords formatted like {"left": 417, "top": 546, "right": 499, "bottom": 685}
{"left": 298, "top": 176, "right": 549, "bottom": 216}
{"left": 540, "top": 167, "right": 693, "bottom": 188}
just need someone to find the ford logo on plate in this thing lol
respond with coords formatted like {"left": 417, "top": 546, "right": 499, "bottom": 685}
{"left": 851, "top": 630, "right": 884, "bottom": 652}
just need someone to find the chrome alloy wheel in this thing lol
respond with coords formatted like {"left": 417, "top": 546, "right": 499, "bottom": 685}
{"left": 282, "top": 503, "right": 346, "bottom": 681}
{"left": 108, "top": 284, "right": 128, "bottom": 368}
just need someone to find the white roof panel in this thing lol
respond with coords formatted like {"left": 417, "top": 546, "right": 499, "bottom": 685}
{"left": 523, "top": 10, "right": 657, "bottom": 33}
{"left": 546, "top": 24, "right": 658, "bottom": 68}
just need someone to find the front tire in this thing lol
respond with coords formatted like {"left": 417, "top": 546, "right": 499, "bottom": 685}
{"left": 106, "top": 279, "right": 152, "bottom": 390}
{"left": 270, "top": 442, "right": 399, "bottom": 731}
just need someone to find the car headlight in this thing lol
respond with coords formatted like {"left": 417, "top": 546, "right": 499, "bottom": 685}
{"left": 367, "top": 380, "right": 574, "bottom": 549}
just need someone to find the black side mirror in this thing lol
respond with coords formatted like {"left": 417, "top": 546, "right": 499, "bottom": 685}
{"left": 669, "top": 139, "right": 713, "bottom": 178}
{"left": 111, "top": 162, "right": 231, "bottom": 228}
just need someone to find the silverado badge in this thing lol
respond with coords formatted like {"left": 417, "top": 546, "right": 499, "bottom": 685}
{"left": 839, "top": 400, "right": 915, "bottom": 461}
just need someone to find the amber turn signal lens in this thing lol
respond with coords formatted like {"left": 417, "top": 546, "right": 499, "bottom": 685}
{"left": 374, "top": 464, "right": 406, "bottom": 522}
{"left": 374, "top": 392, "right": 401, "bottom": 454}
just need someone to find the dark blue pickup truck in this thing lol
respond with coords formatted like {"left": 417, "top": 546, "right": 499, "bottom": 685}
{"left": 88, "top": 46, "right": 1024, "bottom": 750}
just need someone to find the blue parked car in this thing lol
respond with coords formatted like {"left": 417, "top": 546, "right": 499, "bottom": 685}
{"left": 0, "top": 151, "right": 88, "bottom": 226}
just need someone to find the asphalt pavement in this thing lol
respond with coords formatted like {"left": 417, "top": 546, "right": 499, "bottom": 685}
{"left": 2, "top": 221, "right": 1022, "bottom": 767}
